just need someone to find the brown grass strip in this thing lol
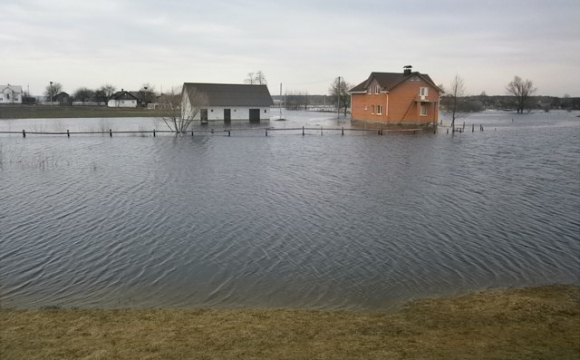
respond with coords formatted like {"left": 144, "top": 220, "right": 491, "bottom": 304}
{"left": 1, "top": 285, "right": 578, "bottom": 360}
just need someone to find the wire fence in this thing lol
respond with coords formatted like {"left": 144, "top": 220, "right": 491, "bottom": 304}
{"left": 0, "top": 126, "right": 434, "bottom": 138}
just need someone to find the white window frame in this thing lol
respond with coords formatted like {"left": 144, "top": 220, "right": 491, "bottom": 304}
{"left": 376, "top": 105, "right": 382, "bottom": 115}
{"left": 419, "top": 87, "right": 428, "bottom": 96}
{"left": 420, "top": 105, "right": 427, "bottom": 116}
{"left": 375, "top": 85, "right": 380, "bottom": 94}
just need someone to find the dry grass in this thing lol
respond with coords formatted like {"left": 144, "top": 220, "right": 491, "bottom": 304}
{"left": 1, "top": 285, "right": 578, "bottom": 360}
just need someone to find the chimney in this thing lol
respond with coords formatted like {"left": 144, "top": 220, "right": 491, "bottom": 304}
{"left": 403, "top": 65, "right": 412, "bottom": 75}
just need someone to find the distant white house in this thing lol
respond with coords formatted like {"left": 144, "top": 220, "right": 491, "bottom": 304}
{"left": 0, "top": 84, "right": 23, "bottom": 104}
{"left": 107, "top": 90, "right": 138, "bottom": 108}
{"left": 182, "top": 83, "right": 273, "bottom": 123}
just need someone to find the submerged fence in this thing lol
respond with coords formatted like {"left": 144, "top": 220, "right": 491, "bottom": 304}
{"left": 0, "top": 126, "right": 436, "bottom": 138}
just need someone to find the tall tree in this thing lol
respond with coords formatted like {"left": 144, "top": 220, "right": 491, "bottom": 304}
{"left": 328, "top": 78, "right": 352, "bottom": 116}
{"left": 45, "top": 82, "right": 63, "bottom": 102}
{"left": 506, "top": 76, "right": 536, "bottom": 114}
{"left": 157, "top": 86, "right": 209, "bottom": 134}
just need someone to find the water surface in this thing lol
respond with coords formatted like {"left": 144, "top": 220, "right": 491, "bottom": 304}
{"left": 1, "top": 110, "right": 579, "bottom": 310}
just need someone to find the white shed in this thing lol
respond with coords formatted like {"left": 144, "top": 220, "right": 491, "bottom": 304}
{"left": 182, "top": 83, "right": 273, "bottom": 123}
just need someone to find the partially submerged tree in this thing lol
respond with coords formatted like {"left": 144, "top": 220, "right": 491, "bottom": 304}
{"left": 441, "top": 75, "right": 468, "bottom": 133}
{"left": 157, "top": 86, "right": 209, "bottom": 134}
{"left": 285, "top": 91, "right": 309, "bottom": 110}
{"left": 506, "top": 76, "right": 536, "bottom": 113}
{"left": 328, "top": 78, "right": 351, "bottom": 116}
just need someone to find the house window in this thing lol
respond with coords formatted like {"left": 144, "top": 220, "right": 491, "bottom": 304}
{"left": 376, "top": 105, "right": 382, "bottom": 115}
{"left": 264, "top": 109, "right": 267, "bottom": 113}
{"left": 375, "top": 85, "right": 380, "bottom": 94}
{"left": 420, "top": 105, "right": 427, "bottom": 116}
{"left": 364, "top": 105, "right": 367, "bottom": 111}
{"left": 419, "top": 87, "right": 428, "bottom": 97}
{"left": 371, "top": 105, "right": 375, "bottom": 114}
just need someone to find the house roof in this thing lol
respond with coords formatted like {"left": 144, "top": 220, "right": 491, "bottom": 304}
{"left": 1, "top": 84, "right": 23, "bottom": 93}
{"left": 111, "top": 90, "right": 139, "bottom": 101}
{"left": 182, "top": 83, "right": 273, "bottom": 107}
{"left": 350, "top": 72, "right": 442, "bottom": 94}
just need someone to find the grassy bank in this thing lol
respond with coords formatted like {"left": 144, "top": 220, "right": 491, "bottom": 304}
{"left": 0, "top": 105, "right": 164, "bottom": 119}
{"left": 1, "top": 285, "right": 578, "bottom": 360}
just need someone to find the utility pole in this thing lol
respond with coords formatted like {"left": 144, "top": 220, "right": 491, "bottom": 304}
{"left": 337, "top": 76, "right": 341, "bottom": 119}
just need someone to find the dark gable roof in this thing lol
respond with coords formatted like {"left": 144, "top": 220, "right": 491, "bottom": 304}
{"left": 182, "top": 83, "right": 273, "bottom": 107}
{"left": 111, "top": 91, "right": 139, "bottom": 101}
{"left": 350, "top": 72, "right": 442, "bottom": 93}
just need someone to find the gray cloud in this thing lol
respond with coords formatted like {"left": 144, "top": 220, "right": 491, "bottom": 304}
{"left": 2, "top": 0, "right": 578, "bottom": 96}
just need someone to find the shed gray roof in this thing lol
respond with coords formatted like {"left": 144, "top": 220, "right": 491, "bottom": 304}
{"left": 350, "top": 72, "right": 442, "bottom": 93}
{"left": 182, "top": 83, "right": 273, "bottom": 107}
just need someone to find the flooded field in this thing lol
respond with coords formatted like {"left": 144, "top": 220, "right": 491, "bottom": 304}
{"left": 1, "top": 110, "right": 578, "bottom": 310}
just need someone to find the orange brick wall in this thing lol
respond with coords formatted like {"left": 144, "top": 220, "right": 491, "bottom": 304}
{"left": 351, "top": 78, "right": 439, "bottom": 125}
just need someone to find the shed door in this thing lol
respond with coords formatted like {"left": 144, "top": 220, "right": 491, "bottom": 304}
{"left": 200, "top": 109, "right": 208, "bottom": 122}
{"left": 224, "top": 109, "right": 231, "bottom": 123}
{"left": 249, "top": 109, "right": 260, "bottom": 123}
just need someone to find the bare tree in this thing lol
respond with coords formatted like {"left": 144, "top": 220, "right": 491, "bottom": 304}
{"left": 45, "top": 82, "right": 62, "bottom": 102}
{"left": 441, "top": 75, "right": 467, "bottom": 133}
{"left": 73, "top": 87, "right": 95, "bottom": 103}
{"left": 506, "top": 76, "right": 536, "bottom": 113}
{"left": 100, "top": 84, "right": 116, "bottom": 101}
{"left": 157, "top": 86, "right": 209, "bottom": 134}
{"left": 244, "top": 71, "right": 267, "bottom": 85}
{"left": 245, "top": 72, "right": 255, "bottom": 85}
{"left": 254, "top": 71, "right": 267, "bottom": 85}
{"left": 328, "top": 78, "right": 352, "bottom": 116}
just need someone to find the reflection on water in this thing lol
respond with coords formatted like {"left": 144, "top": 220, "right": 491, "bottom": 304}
{"left": 0, "top": 110, "right": 579, "bottom": 310}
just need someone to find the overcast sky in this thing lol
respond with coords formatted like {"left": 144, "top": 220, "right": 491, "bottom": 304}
{"left": 2, "top": 0, "right": 579, "bottom": 97}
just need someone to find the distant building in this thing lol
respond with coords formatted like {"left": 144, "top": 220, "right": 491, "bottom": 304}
{"left": 182, "top": 83, "right": 273, "bottom": 123}
{"left": 108, "top": 90, "right": 139, "bottom": 108}
{"left": 0, "top": 84, "right": 23, "bottom": 104}
{"left": 349, "top": 66, "right": 442, "bottom": 126}
{"left": 54, "top": 92, "right": 71, "bottom": 106}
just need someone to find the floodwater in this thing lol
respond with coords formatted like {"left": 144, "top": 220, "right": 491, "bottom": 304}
{"left": 0, "top": 110, "right": 579, "bottom": 310}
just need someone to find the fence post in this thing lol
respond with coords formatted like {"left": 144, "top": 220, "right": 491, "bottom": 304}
{"left": 192, "top": 130, "right": 194, "bottom": 136}
{"left": 153, "top": 129, "right": 156, "bottom": 137}
{"left": 265, "top": 129, "right": 268, "bottom": 136}
{"left": 67, "top": 129, "right": 70, "bottom": 138}
{"left": 211, "top": 129, "right": 214, "bottom": 134}
{"left": 302, "top": 126, "right": 304, "bottom": 136}
{"left": 109, "top": 129, "right": 112, "bottom": 137}
{"left": 472, "top": 124, "right": 474, "bottom": 132}
{"left": 22, "top": 130, "right": 26, "bottom": 138}
{"left": 342, "top": 127, "right": 344, "bottom": 136}
{"left": 321, "top": 126, "right": 323, "bottom": 136}
{"left": 228, "top": 130, "right": 231, "bottom": 137}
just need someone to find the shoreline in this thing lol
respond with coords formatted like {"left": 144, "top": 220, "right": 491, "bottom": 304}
{"left": 2, "top": 284, "right": 578, "bottom": 359}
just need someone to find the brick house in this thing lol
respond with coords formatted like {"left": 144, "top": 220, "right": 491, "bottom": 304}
{"left": 349, "top": 66, "right": 442, "bottom": 126}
